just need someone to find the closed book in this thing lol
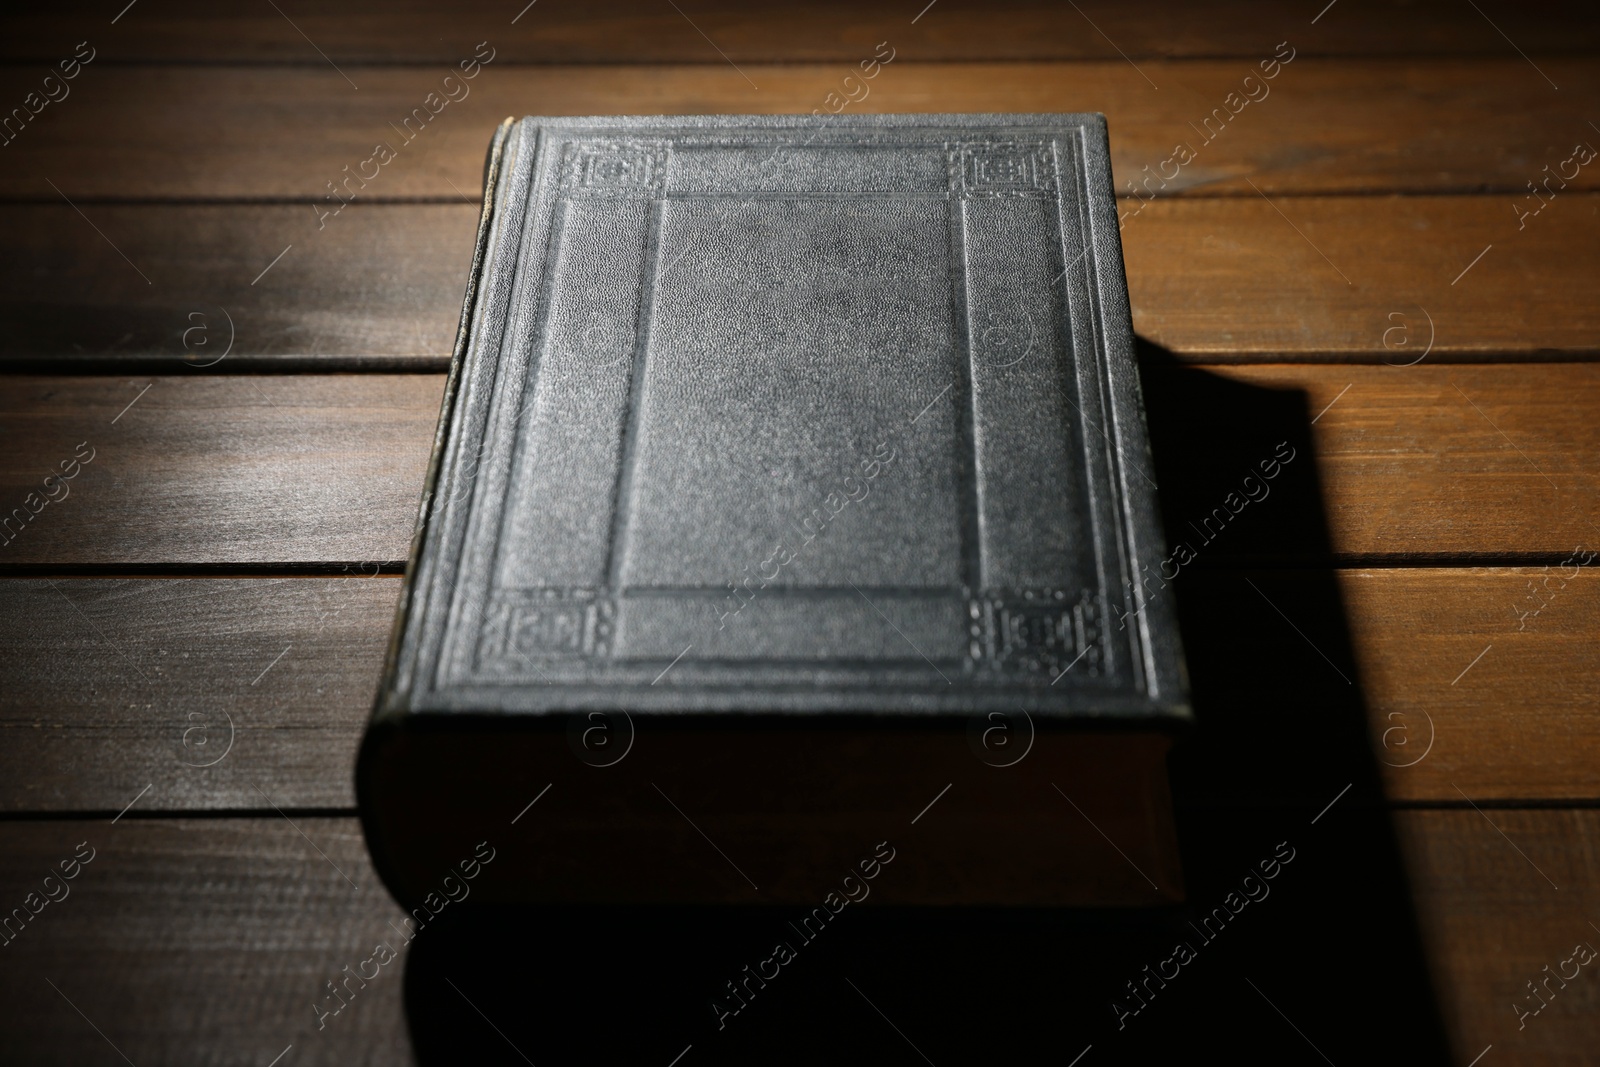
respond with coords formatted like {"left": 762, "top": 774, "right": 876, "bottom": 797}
{"left": 359, "top": 114, "right": 1190, "bottom": 908}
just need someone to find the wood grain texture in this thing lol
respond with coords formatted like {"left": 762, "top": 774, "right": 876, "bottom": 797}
{"left": 0, "top": 819, "right": 411, "bottom": 1067}
{"left": 1, "top": 568, "right": 1593, "bottom": 810}
{"left": 0, "top": 375, "right": 444, "bottom": 567}
{"left": 0, "top": 576, "right": 397, "bottom": 811}
{"left": 1124, "top": 196, "right": 1600, "bottom": 361}
{"left": 0, "top": 11, "right": 1592, "bottom": 1059}
{"left": 2, "top": 197, "right": 1597, "bottom": 367}
{"left": 1399, "top": 809, "right": 1600, "bottom": 1066}
{"left": 1188, "top": 364, "right": 1600, "bottom": 561}
{"left": 0, "top": 204, "right": 476, "bottom": 369}
{"left": 1178, "top": 568, "right": 1600, "bottom": 804}
{"left": 0, "top": 811, "right": 1591, "bottom": 1063}
{"left": 4, "top": 61, "right": 1597, "bottom": 200}
{"left": 1, "top": 365, "right": 1593, "bottom": 567}
{"left": 1362, "top": 567, "right": 1600, "bottom": 798}
{"left": 5, "top": 0, "right": 1598, "bottom": 62}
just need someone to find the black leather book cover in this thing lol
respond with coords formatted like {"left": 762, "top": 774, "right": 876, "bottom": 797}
{"left": 360, "top": 114, "right": 1189, "bottom": 908}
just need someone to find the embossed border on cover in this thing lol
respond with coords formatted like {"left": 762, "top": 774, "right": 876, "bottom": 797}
{"left": 390, "top": 116, "right": 1186, "bottom": 719}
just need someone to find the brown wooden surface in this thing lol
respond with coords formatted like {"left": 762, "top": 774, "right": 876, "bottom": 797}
{"left": 7, "top": 0, "right": 1600, "bottom": 62}
{"left": 0, "top": 576, "right": 394, "bottom": 811}
{"left": 3, "top": 365, "right": 1595, "bottom": 566}
{"left": 0, "top": 205, "right": 475, "bottom": 369}
{"left": 5, "top": 197, "right": 1596, "bottom": 367}
{"left": 4, "top": 61, "right": 1598, "bottom": 201}
{"left": 0, "top": 569, "right": 1593, "bottom": 811}
{"left": 0, "top": 374, "right": 443, "bottom": 567}
{"left": 1398, "top": 809, "right": 1600, "bottom": 1067}
{"left": 0, "top": 811, "right": 1593, "bottom": 1064}
{"left": 1, "top": 2, "right": 1595, "bottom": 1062}
{"left": 0, "top": 819, "right": 411, "bottom": 1067}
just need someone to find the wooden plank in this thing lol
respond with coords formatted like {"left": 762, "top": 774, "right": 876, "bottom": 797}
{"left": 1, "top": 568, "right": 1594, "bottom": 810}
{"left": 1359, "top": 565, "right": 1600, "bottom": 806}
{"left": 3, "top": 197, "right": 1595, "bottom": 367}
{"left": 0, "top": 810, "right": 1590, "bottom": 1062}
{"left": 1, "top": 364, "right": 1594, "bottom": 566}
{"left": 1145, "top": 363, "right": 1600, "bottom": 564}
{"left": 1398, "top": 809, "right": 1600, "bottom": 1066}
{"left": 4, "top": 61, "right": 1597, "bottom": 201}
{"left": 6, "top": 0, "right": 1598, "bottom": 63}
{"left": 1125, "top": 197, "right": 1600, "bottom": 361}
{"left": 0, "top": 818, "right": 410, "bottom": 1067}
{"left": 1176, "top": 568, "right": 1600, "bottom": 804}
{"left": 0, "top": 374, "right": 444, "bottom": 567}
{"left": 0, "top": 576, "right": 396, "bottom": 812}
{"left": 0, "top": 204, "right": 476, "bottom": 370}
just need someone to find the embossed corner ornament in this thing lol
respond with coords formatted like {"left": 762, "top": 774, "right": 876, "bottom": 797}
{"left": 949, "top": 141, "right": 1057, "bottom": 198}
{"left": 969, "top": 590, "right": 1106, "bottom": 677}
{"left": 560, "top": 139, "right": 670, "bottom": 198}
{"left": 478, "top": 589, "right": 616, "bottom": 668}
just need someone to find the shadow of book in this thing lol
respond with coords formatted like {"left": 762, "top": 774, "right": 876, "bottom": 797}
{"left": 399, "top": 343, "right": 1451, "bottom": 1065}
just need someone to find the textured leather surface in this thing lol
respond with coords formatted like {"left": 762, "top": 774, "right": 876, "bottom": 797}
{"left": 381, "top": 115, "right": 1186, "bottom": 721}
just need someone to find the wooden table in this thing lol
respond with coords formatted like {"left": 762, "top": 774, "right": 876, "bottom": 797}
{"left": 2, "top": 3, "right": 1597, "bottom": 1063}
